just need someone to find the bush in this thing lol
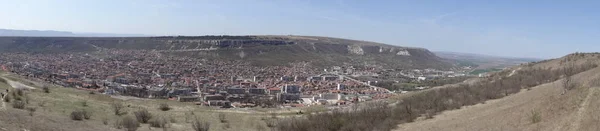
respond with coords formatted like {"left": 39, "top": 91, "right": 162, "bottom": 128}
{"left": 26, "top": 107, "right": 36, "bottom": 116}
{"left": 121, "top": 116, "right": 140, "bottom": 131}
{"left": 111, "top": 102, "right": 125, "bottom": 115}
{"left": 191, "top": 118, "right": 210, "bottom": 131}
{"left": 24, "top": 94, "right": 30, "bottom": 104}
{"left": 70, "top": 110, "right": 85, "bottom": 121}
{"left": 102, "top": 118, "right": 109, "bottom": 125}
{"left": 530, "top": 109, "right": 542, "bottom": 123}
{"left": 114, "top": 118, "right": 123, "bottom": 129}
{"left": 15, "top": 89, "right": 24, "bottom": 97}
{"left": 264, "top": 118, "right": 277, "bottom": 128}
{"left": 134, "top": 108, "right": 152, "bottom": 123}
{"left": 149, "top": 116, "right": 169, "bottom": 128}
{"left": 80, "top": 100, "right": 88, "bottom": 107}
{"left": 42, "top": 86, "right": 50, "bottom": 93}
{"left": 37, "top": 100, "right": 47, "bottom": 107}
{"left": 218, "top": 113, "right": 228, "bottom": 123}
{"left": 12, "top": 100, "right": 25, "bottom": 109}
{"left": 159, "top": 103, "right": 171, "bottom": 111}
{"left": 82, "top": 109, "right": 92, "bottom": 120}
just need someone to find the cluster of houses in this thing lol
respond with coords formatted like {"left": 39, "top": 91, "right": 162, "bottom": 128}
{"left": 0, "top": 50, "right": 393, "bottom": 109}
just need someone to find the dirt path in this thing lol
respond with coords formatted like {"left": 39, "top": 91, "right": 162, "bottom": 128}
{"left": 568, "top": 86, "right": 596, "bottom": 131}
{"left": 2, "top": 77, "right": 35, "bottom": 90}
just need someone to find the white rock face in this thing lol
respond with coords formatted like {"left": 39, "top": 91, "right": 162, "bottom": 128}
{"left": 396, "top": 49, "right": 411, "bottom": 56}
{"left": 379, "top": 47, "right": 383, "bottom": 53}
{"left": 348, "top": 45, "right": 364, "bottom": 55}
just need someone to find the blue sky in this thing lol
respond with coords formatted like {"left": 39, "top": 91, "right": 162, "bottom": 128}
{"left": 1, "top": 0, "right": 599, "bottom": 59}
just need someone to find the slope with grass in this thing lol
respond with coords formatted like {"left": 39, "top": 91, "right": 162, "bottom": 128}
{"left": 396, "top": 53, "right": 600, "bottom": 131}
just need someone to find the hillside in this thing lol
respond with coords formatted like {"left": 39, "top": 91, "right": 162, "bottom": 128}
{"left": 0, "top": 36, "right": 452, "bottom": 69}
{"left": 396, "top": 53, "right": 600, "bottom": 131}
{"left": 273, "top": 53, "right": 599, "bottom": 131}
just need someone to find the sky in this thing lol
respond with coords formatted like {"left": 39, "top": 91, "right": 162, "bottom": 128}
{"left": 1, "top": 0, "right": 599, "bottom": 59}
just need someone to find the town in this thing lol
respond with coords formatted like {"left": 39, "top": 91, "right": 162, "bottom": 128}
{"left": 0, "top": 49, "right": 470, "bottom": 108}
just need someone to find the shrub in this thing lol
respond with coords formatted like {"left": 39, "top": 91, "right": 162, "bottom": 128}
{"left": 122, "top": 116, "right": 140, "bottom": 131}
{"left": 24, "top": 94, "right": 30, "bottom": 104}
{"left": 102, "top": 118, "right": 109, "bottom": 125}
{"left": 530, "top": 109, "right": 542, "bottom": 123}
{"left": 222, "top": 123, "right": 231, "bottom": 129}
{"left": 218, "top": 113, "right": 228, "bottom": 123}
{"left": 191, "top": 118, "right": 210, "bottom": 131}
{"left": 37, "top": 100, "right": 47, "bottom": 107}
{"left": 82, "top": 109, "right": 92, "bottom": 120}
{"left": 159, "top": 103, "right": 171, "bottom": 111}
{"left": 70, "top": 110, "right": 85, "bottom": 121}
{"left": 42, "top": 86, "right": 50, "bottom": 93}
{"left": 149, "top": 116, "right": 168, "bottom": 128}
{"left": 170, "top": 117, "right": 178, "bottom": 123}
{"left": 80, "top": 100, "right": 88, "bottom": 107}
{"left": 26, "top": 107, "right": 36, "bottom": 116}
{"left": 134, "top": 108, "right": 152, "bottom": 123}
{"left": 264, "top": 118, "right": 277, "bottom": 128}
{"left": 111, "top": 102, "right": 125, "bottom": 116}
{"left": 12, "top": 100, "right": 25, "bottom": 109}
{"left": 114, "top": 118, "right": 123, "bottom": 129}
{"left": 15, "top": 89, "right": 24, "bottom": 97}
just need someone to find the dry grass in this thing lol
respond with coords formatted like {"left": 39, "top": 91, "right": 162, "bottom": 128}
{"left": 396, "top": 64, "right": 600, "bottom": 131}
{"left": 0, "top": 72, "right": 270, "bottom": 131}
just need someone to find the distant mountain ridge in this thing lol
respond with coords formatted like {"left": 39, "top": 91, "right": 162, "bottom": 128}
{"left": 0, "top": 28, "right": 146, "bottom": 37}
{"left": 0, "top": 35, "right": 453, "bottom": 69}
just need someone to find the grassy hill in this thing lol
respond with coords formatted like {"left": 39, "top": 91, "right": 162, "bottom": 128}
{"left": 0, "top": 36, "right": 452, "bottom": 69}
{"left": 274, "top": 53, "right": 600, "bottom": 131}
{"left": 397, "top": 53, "right": 600, "bottom": 131}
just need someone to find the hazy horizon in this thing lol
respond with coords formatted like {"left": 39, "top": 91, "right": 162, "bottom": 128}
{"left": 2, "top": 0, "right": 599, "bottom": 59}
